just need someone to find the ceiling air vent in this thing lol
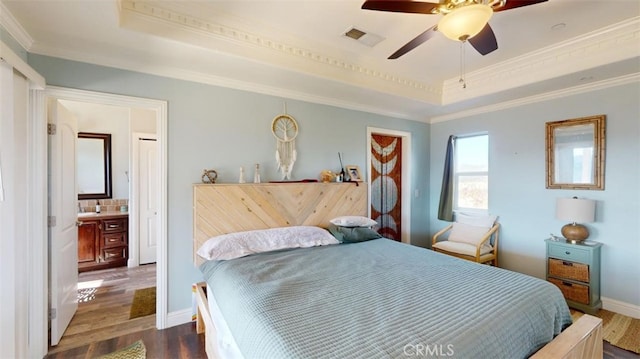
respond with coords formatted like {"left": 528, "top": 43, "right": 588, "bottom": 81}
{"left": 343, "top": 27, "right": 384, "bottom": 47}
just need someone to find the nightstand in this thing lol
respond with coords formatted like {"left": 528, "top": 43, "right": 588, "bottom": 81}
{"left": 545, "top": 239, "right": 602, "bottom": 315}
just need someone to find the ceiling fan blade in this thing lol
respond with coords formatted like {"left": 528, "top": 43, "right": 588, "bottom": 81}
{"left": 362, "top": 0, "right": 439, "bottom": 14}
{"left": 388, "top": 25, "right": 438, "bottom": 59}
{"left": 494, "top": 0, "right": 548, "bottom": 12}
{"left": 468, "top": 23, "right": 498, "bottom": 56}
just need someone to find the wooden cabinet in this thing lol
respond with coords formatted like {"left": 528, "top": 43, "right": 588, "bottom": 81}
{"left": 78, "top": 220, "right": 100, "bottom": 268}
{"left": 545, "top": 239, "right": 602, "bottom": 315}
{"left": 78, "top": 215, "right": 128, "bottom": 272}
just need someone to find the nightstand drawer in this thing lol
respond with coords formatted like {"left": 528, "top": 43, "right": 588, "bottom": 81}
{"left": 548, "top": 258, "right": 589, "bottom": 283}
{"left": 548, "top": 278, "right": 590, "bottom": 304}
{"left": 548, "top": 245, "right": 589, "bottom": 263}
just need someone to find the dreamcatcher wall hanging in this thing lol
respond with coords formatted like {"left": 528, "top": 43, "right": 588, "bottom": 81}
{"left": 271, "top": 105, "right": 298, "bottom": 180}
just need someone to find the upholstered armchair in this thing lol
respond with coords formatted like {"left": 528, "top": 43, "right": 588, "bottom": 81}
{"left": 432, "top": 213, "right": 500, "bottom": 266}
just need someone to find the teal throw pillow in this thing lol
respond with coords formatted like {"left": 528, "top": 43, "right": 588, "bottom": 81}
{"left": 327, "top": 223, "right": 382, "bottom": 243}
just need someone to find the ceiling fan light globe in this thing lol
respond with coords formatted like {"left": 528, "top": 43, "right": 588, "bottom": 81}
{"left": 438, "top": 4, "right": 493, "bottom": 42}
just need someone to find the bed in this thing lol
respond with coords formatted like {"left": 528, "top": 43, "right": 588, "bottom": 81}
{"left": 193, "top": 183, "right": 603, "bottom": 359}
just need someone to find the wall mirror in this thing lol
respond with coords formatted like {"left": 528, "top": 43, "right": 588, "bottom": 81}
{"left": 546, "top": 115, "right": 605, "bottom": 190}
{"left": 77, "top": 132, "right": 112, "bottom": 199}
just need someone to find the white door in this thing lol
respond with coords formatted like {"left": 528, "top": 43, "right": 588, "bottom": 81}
{"left": 0, "top": 61, "right": 29, "bottom": 358}
{"left": 138, "top": 135, "right": 158, "bottom": 264}
{"left": 48, "top": 99, "right": 78, "bottom": 346}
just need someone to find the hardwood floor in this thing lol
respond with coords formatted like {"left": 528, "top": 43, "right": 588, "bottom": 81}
{"left": 46, "top": 322, "right": 206, "bottom": 359}
{"left": 47, "top": 323, "right": 640, "bottom": 359}
{"left": 47, "top": 263, "right": 157, "bottom": 356}
{"left": 605, "top": 343, "right": 640, "bottom": 359}
{"left": 46, "top": 322, "right": 639, "bottom": 359}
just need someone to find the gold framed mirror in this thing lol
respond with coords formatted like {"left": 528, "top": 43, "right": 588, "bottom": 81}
{"left": 545, "top": 115, "right": 605, "bottom": 190}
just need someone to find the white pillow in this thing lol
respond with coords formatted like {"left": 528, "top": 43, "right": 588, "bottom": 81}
{"left": 448, "top": 222, "right": 492, "bottom": 246}
{"left": 455, "top": 213, "right": 497, "bottom": 228}
{"left": 330, "top": 216, "right": 377, "bottom": 228}
{"left": 196, "top": 226, "right": 339, "bottom": 261}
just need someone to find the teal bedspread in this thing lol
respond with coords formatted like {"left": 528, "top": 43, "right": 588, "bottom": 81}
{"left": 200, "top": 238, "right": 572, "bottom": 359}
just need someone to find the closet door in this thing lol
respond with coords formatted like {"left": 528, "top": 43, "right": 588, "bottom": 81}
{"left": 0, "top": 44, "right": 47, "bottom": 358}
{"left": 0, "top": 61, "right": 30, "bottom": 359}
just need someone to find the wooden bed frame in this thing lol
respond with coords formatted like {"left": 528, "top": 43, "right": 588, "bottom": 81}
{"left": 193, "top": 183, "right": 603, "bottom": 359}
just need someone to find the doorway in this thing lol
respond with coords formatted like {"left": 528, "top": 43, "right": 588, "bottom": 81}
{"left": 45, "top": 87, "right": 168, "bottom": 349}
{"left": 367, "top": 127, "right": 412, "bottom": 244}
{"left": 133, "top": 134, "right": 158, "bottom": 265}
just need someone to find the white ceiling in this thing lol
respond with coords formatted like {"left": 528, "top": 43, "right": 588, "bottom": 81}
{"left": 2, "top": 0, "right": 639, "bottom": 122}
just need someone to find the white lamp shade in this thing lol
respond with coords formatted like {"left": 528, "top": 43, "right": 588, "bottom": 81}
{"left": 438, "top": 4, "right": 493, "bottom": 42}
{"left": 556, "top": 198, "right": 596, "bottom": 223}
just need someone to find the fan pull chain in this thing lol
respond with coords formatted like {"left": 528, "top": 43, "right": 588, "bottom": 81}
{"left": 459, "top": 41, "right": 467, "bottom": 89}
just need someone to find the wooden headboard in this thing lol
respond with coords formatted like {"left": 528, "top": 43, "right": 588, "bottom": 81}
{"left": 193, "top": 182, "right": 367, "bottom": 264}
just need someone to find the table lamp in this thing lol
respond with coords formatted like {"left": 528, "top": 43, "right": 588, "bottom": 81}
{"left": 556, "top": 197, "right": 596, "bottom": 243}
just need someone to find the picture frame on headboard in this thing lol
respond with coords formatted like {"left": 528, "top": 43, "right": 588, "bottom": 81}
{"left": 346, "top": 165, "right": 362, "bottom": 182}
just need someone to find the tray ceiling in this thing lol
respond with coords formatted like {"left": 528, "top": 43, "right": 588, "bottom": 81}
{"left": 2, "top": 0, "right": 639, "bottom": 122}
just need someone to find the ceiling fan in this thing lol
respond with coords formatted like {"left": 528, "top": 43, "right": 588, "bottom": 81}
{"left": 362, "top": 0, "right": 548, "bottom": 59}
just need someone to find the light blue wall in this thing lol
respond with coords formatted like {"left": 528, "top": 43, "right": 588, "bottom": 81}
{"left": 28, "top": 54, "right": 431, "bottom": 312}
{"left": 27, "top": 50, "right": 639, "bottom": 312}
{"left": 429, "top": 82, "right": 640, "bottom": 306}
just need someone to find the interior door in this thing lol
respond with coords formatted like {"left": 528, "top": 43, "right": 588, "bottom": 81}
{"left": 138, "top": 136, "right": 158, "bottom": 264}
{"left": 48, "top": 99, "right": 78, "bottom": 346}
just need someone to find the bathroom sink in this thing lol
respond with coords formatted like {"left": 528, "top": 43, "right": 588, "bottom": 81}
{"left": 78, "top": 212, "right": 96, "bottom": 217}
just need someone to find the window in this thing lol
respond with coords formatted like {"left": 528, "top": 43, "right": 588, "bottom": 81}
{"left": 454, "top": 134, "right": 488, "bottom": 211}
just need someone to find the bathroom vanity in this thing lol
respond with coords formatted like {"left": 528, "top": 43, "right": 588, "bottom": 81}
{"left": 77, "top": 212, "right": 128, "bottom": 272}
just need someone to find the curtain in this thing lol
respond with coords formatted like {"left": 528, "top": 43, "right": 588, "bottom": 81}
{"left": 438, "top": 135, "right": 456, "bottom": 221}
{"left": 371, "top": 134, "right": 402, "bottom": 241}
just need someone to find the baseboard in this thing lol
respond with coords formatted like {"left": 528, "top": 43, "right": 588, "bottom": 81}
{"left": 166, "top": 308, "right": 194, "bottom": 328}
{"left": 602, "top": 296, "right": 640, "bottom": 319}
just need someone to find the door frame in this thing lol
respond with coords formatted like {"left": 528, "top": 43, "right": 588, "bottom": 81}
{"left": 366, "top": 127, "right": 412, "bottom": 244}
{"left": 38, "top": 86, "right": 169, "bottom": 335}
{"left": 29, "top": 89, "right": 48, "bottom": 358}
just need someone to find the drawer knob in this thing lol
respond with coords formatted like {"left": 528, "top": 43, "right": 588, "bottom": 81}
{"left": 562, "top": 261, "right": 573, "bottom": 267}
{"left": 565, "top": 251, "right": 570, "bottom": 255}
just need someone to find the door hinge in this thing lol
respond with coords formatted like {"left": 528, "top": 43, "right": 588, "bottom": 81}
{"left": 48, "top": 216, "right": 56, "bottom": 227}
{"left": 47, "top": 123, "right": 56, "bottom": 135}
{"left": 49, "top": 308, "right": 57, "bottom": 320}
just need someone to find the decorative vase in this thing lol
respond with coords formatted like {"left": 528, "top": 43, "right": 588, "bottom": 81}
{"left": 239, "top": 166, "right": 246, "bottom": 183}
{"left": 254, "top": 164, "right": 261, "bottom": 183}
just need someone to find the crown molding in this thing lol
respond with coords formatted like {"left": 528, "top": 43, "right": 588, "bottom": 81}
{"left": 0, "top": 40, "right": 45, "bottom": 88}
{"left": 430, "top": 73, "right": 640, "bottom": 123}
{"left": 0, "top": 1, "right": 34, "bottom": 51}
{"left": 118, "top": 0, "right": 441, "bottom": 102}
{"left": 30, "top": 40, "right": 416, "bottom": 121}
{"left": 442, "top": 17, "right": 640, "bottom": 104}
